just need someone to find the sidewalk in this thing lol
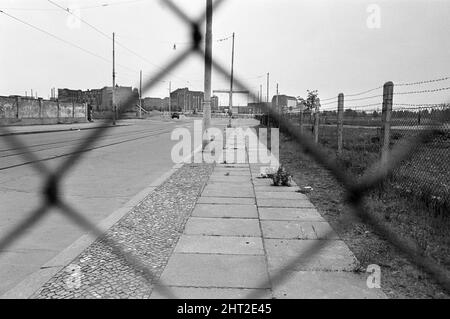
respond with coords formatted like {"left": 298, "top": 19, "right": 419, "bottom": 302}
{"left": 11, "top": 124, "right": 387, "bottom": 299}
{"left": 151, "top": 129, "right": 386, "bottom": 299}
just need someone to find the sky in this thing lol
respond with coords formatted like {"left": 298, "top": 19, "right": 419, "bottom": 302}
{"left": 1, "top": 0, "right": 449, "bottom": 110}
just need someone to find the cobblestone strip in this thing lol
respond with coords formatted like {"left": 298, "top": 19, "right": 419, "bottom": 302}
{"left": 33, "top": 163, "right": 213, "bottom": 299}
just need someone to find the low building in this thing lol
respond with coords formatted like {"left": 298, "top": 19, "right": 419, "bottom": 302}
{"left": 58, "top": 86, "right": 139, "bottom": 112}
{"left": 271, "top": 95, "right": 298, "bottom": 113}
{"left": 142, "top": 97, "right": 164, "bottom": 111}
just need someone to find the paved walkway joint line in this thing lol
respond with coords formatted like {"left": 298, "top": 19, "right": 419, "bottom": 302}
{"left": 152, "top": 127, "right": 386, "bottom": 299}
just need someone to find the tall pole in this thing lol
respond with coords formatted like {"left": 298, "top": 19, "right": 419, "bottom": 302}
{"left": 112, "top": 32, "right": 116, "bottom": 125}
{"left": 276, "top": 83, "right": 279, "bottom": 128}
{"left": 139, "top": 70, "right": 142, "bottom": 119}
{"left": 260, "top": 85, "right": 262, "bottom": 103}
{"left": 266, "top": 72, "right": 270, "bottom": 127}
{"left": 168, "top": 81, "right": 171, "bottom": 114}
{"left": 203, "top": 0, "right": 212, "bottom": 142}
{"left": 229, "top": 32, "right": 235, "bottom": 113}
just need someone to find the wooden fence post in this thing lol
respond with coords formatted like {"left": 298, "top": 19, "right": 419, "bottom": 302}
{"left": 381, "top": 81, "right": 394, "bottom": 165}
{"left": 314, "top": 107, "right": 319, "bottom": 143}
{"left": 337, "top": 93, "right": 344, "bottom": 154}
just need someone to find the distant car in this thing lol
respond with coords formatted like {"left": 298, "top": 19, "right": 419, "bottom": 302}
{"left": 171, "top": 112, "right": 179, "bottom": 119}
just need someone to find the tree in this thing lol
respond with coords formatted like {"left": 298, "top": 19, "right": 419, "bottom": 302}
{"left": 297, "top": 90, "right": 320, "bottom": 111}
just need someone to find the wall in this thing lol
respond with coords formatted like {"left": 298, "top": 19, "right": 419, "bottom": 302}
{"left": 0, "top": 96, "right": 87, "bottom": 125}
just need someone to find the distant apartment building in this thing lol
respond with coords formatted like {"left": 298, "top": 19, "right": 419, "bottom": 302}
{"left": 142, "top": 97, "right": 163, "bottom": 111}
{"left": 58, "top": 86, "right": 139, "bottom": 112}
{"left": 170, "top": 88, "right": 204, "bottom": 113}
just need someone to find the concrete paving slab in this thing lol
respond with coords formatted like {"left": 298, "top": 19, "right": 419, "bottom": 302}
{"left": 184, "top": 217, "right": 261, "bottom": 237}
{"left": 203, "top": 183, "right": 254, "bottom": 192}
{"left": 271, "top": 271, "right": 386, "bottom": 299}
{"left": 202, "top": 187, "right": 254, "bottom": 198}
{"left": 209, "top": 176, "right": 251, "bottom": 183}
{"left": 216, "top": 164, "right": 249, "bottom": 168}
{"left": 175, "top": 235, "right": 264, "bottom": 255}
{"left": 252, "top": 179, "right": 274, "bottom": 186}
{"left": 254, "top": 186, "right": 300, "bottom": 193}
{"left": 211, "top": 170, "right": 250, "bottom": 176}
{"left": 257, "top": 199, "right": 315, "bottom": 208}
{"left": 214, "top": 169, "right": 250, "bottom": 174}
{"left": 197, "top": 197, "right": 255, "bottom": 205}
{"left": 261, "top": 221, "right": 339, "bottom": 239}
{"left": 206, "top": 181, "right": 253, "bottom": 188}
{"left": 192, "top": 204, "right": 258, "bottom": 218}
{"left": 259, "top": 208, "right": 325, "bottom": 221}
{"left": 264, "top": 239, "right": 359, "bottom": 271}
{"left": 150, "top": 286, "right": 272, "bottom": 299}
{"left": 255, "top": 191, "right": 308, "bottom": 200}
{"left": 157, "top": 254, "right": 270, "bottom": 288}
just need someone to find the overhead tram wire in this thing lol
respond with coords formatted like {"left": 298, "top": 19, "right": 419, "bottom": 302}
{"left": 0, "top": 9, "right": 135, "bottom": 73}
{"left": 47, "top": 0, "right": 188, "bottom": 82}
{"left": 1, "top": 0, "right": 147, "bottom": 11}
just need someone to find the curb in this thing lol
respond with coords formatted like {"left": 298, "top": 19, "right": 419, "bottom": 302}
{"left": 0, "top": 158, "right": 195, "bottom": 299}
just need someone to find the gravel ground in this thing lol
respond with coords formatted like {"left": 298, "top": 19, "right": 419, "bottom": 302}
{"left": 34, "top": 163, "right": 213, "bottom": 299}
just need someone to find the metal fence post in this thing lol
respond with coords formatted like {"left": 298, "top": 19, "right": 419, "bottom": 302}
{"left": 314, "top": 108, "right": 319, "bottom": 143}
{"left": 381, "top": 81, "right": 394, "bottom": 165}
{"left": 337, "top": 93, "right": 344, "bottom": 154}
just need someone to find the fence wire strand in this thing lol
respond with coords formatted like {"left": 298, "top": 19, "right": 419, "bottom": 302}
{"left": 0, "top": 0, "right": 449, "bottom": 299}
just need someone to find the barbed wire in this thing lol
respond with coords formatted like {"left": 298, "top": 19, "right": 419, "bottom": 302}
{"left": 395, "top": 86, "right": 450, "bottom": 95}
{"left": 320, "top": 75, "right": 450, "bottom": 102}
{"left": 1, "top": 0, "right": 449, "bottom": 299}
{"left": 396, "top": 76, "right": 450, "bottom": 87}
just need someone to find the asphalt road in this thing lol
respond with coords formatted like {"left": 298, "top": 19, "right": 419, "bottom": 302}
{"left": 0, "top": 118, "right": 221, "bottom": 295}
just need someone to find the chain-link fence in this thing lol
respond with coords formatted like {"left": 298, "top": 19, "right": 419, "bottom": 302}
{"left": 297, "top": 83, "right": 450, "bottom": 218}
{"left": 1, "top": 0, "right": 450, "bottom": 298}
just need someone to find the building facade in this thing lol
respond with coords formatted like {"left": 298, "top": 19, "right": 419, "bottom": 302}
{"left": 271, "top": 95, "right": 298, "bottom": 113}
{"left": 170, "top": 88, "right": 204, "bottom": 113}
{"left": 58, "top": 86, "right": 139, "bottom": 112}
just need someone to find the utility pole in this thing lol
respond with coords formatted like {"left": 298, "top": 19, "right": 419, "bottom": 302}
{"left": 168, "top": 81, "right": 171, "bottom": 114}
{"left": 203, "top": 0, "right": 212, "bottom": 143}
{"left": 112, "top": 32, "right": 116, "bottom": 125}
{"left": 266, "top": 72, "right": 270, "bottom": 127}
{"left": 139, "top": 70, "right": 142, "bottom": 119}
{"left": 276, "top": 83, "right": 279, "bottom": 128}
{"left": 229, "top": 32, "right": 235, "bottom": 114}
